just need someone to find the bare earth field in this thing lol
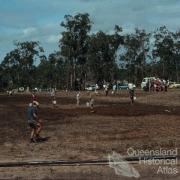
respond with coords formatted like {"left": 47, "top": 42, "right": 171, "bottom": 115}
{"left": 0, "top": 89, "right": 180, "bottom": 179}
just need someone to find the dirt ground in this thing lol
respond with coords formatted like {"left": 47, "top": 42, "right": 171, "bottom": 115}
{"left": 0, "top": 89, "right": 180, "bottom": 179}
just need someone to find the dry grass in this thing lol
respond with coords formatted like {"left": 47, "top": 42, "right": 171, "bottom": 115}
{"left": 0, "top": 89, "right": 179, "bottom": 179}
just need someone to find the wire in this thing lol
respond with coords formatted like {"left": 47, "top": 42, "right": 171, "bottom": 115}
{"left": 0, "top": 155, "right": 179, "bottom": 167}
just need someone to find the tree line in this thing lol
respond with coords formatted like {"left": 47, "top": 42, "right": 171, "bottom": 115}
{"left": 0, "top": 13, "right": 180, "bottom": 90}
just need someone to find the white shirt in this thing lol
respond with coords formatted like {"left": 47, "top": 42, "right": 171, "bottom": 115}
{"left": 128, "top": 83, "right": 135, "bottom": 90}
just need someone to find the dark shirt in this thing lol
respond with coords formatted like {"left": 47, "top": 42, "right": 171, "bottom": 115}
{"left": 27, "top": 106, "right": 37, "bottom": 122}
{"left": 129, "top": 89, "right": 134, "bottom": 96}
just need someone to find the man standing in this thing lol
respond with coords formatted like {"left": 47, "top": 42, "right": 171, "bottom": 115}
{"left": 27, "top": 101, "right": 42, "bottom": 143}
{"left": 128, "top": 83, "right": 136, "bottom": 105}
{"left": 89, "top": 93, "right": 95, "bottom": 113}
{"left": 76, "top": 92, "right": 80, "bottom": 106}
{"left": 104, "top": 84, "right": 109, "bottom": 96}
{"left": 95, "top": 84, "right": 99, "bottom": 94}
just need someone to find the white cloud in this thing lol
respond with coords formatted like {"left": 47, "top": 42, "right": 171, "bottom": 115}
{"left": 1, "top": 0, "right": 180, "bottom": 61}
{"left": 46, "top": 34, "right": 60, "bottom": 43}
{"left": 22, "top": 27, "right": 37, "bottom": 37}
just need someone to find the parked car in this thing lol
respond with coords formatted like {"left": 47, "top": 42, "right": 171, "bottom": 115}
{"left": 32, "top": 87, "right": 42, "bottom": 92}
{"left": 117, "top": 82, "right": 129, "bottom": 90}
{"left": 85, "top": 84, "right": 97, "bottom": 91}
{"left": 169, "top": 82, "right": 180, "bottom": 89}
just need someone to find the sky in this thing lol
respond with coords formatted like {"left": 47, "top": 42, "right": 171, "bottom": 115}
{"left": 0, "top": 0, "right": 180, "bottom": 61}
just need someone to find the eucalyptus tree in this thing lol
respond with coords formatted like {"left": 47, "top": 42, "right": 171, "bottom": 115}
{"left": 87, "top": 26, "right": 124, "bottom": 84}
{"left": 172, "top": 30, "right": 180, "bottom": 82}
{"left": 59, "top": 13, "right": 91, "bottom": 90}
{"left": 153, "top": 26, "right": 176, "bottom": 80}
{"left": 36, "top": 52, "right": 66, "bottom": 89}
{"left": 121, "top": 28, "right": 150, "bottom": 84}
{"left": 1, "top": 41, "right": 44, "bottom": 88}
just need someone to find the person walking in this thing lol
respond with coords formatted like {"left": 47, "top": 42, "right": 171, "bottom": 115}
{"left": 128, "top": 83, "right": 136, "bottom": 105}
{"left": 76, "top": 92, "right": 80, "bottom": 106}
{"left": 105, "top": 84, "right": 109, "bottom": 96}
{"left": 27, "top": 101, "right": 43, "bottom": 143}
{"left": 89, "top": 93, "right": 95, "bottom": 112}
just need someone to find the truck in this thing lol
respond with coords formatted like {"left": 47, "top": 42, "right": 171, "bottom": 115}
{"left": 141, "top": 77, "right": 156, "bottom": 90}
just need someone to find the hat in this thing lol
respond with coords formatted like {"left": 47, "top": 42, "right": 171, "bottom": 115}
{"left": 33, "top": 101, "right": 39, "bottom": 106}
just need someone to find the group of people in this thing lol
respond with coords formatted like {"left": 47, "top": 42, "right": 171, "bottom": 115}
{"left": 76, "top": 92, "right": 95, "bottom": 112}
{"left": 103, "top": 83, "right": 136, "bottom": 104}
{"left": 145, "top": 78, "right": 169, "bottom": 92}
{"left": 27, "top": 85, "right": 135, "bottom": 143}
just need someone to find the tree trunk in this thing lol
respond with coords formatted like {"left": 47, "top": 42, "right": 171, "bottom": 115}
{"left": 73, "top": 61, "right": 76, "bottom": 90}
{"left": 162, "top": 59, "right": 165, "bottom": 77}
{"left": 175, "top": 59, "right": 179, "bottom": 82}
{"left": 70, "top": 73, "right": 73, "bottom": 90}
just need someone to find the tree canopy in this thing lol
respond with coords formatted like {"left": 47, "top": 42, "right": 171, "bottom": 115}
{"left": 0, "top": 13, "right": 180, "bottom": 90}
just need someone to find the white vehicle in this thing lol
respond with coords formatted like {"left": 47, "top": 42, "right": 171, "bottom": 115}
{"left": 18, "top": 87, "right": 25, "bottom": 92}
{"left": 85, "top": 84, "right": 99, "bottom": 91}
{"left": 141, "top": 77, "right": 155, "bottom": 89}
{"left": 169, "top": 82, "right": 180, "bottom": 89}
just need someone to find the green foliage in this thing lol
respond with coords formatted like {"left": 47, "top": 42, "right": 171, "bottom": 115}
{"left": 87, "top": 28, "right": 123, "bottom": 83}
{"left": 1, "top": 13, "right": 180, "bottom": 91}
{"left": 59, "top": 13, "right": 92, "bottom": 89}
{"left": 36, "top": 52, "right": 66, "bottom": 89}
{"left": 1, "top": 41, "right": 43, "bottom": 88}
{"left": 121, "top": 28, "right": 150, "bottom": 84}
{"left": 153, "top": 26, "right": 180, "bottom": 81}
